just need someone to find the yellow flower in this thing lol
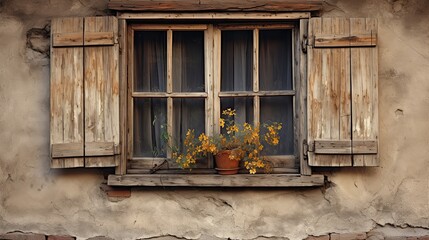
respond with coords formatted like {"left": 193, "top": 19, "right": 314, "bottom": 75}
{"left": 227, "top": 125, "right": 239, "bottom": 134}
{"left": 219, "top": 118, "right": 225, "bottom": 128}
{"left": 272, "top": 137, "right": 279, "bottom": 145}
{"left": 222, "top": 108, "right": 236, "bottom": 116}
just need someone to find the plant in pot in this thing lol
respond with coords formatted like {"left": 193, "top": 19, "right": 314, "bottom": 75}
{"left": 172, "top": 108, "right": 283, "bottom": 174}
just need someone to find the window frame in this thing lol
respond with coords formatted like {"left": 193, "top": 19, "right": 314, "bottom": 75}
{"left": 127, "top": 24, "right": 214, "bottom": 171}
{"left": 113, "top": 12, "right": 318, "bottom": 186}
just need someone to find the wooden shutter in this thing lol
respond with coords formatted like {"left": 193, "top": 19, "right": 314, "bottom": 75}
{"left": 307, "top": 18, "right": 378, "bottom": 167}
{"left": 50, "top": 16, "right": 120, "bottom": 168}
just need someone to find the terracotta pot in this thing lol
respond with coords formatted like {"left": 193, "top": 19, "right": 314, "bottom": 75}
{"left": 214, "top": 150, "right": 240, "bottom": 175}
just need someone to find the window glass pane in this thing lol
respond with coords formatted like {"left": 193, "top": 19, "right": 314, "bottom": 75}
{"left": 133, "top": 98, "right": 167, "bottom": 157}
{"left": 172, "top": 31, "right": 205, "bottom": 92}
{"left": 173, "top": 98, "right": 205, "bottom": 150}
{"left": 260, "top": 96, "right": 294, "bottom": 155}
{"left": 259, "top": 30, "right": 293, "bottom": 91}
{"left": 134, "top": 31, "right": 167, "bottom": 92}
{"left": 221, "top": 31, "right": 253, "bottom": 92}
{"left": 220, "top": 97, "right": 254, "bottom": 134}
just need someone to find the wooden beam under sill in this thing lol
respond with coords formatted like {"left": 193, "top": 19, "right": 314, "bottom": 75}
{"left": 108, "top": 174, "right": 324, "bottom": 187}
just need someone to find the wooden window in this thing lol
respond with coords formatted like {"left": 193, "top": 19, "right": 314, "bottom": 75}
{"left": 126, "top": 23, "right": 303, "bottom": 175}
{"left": 215, "top": 24, "right": 299, "bottom": 173}
{"left": 49, "top": 14, "right": 378, "bottom": 187}
{"left": 128, "top": 25, "right": 214, "bottom": 173}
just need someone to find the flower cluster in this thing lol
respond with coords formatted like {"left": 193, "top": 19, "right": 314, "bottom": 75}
{"left": 172, "top": 108, "right": 283, "bottom": 174}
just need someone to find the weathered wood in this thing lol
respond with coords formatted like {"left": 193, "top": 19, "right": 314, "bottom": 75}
{"left": 85, "top": 142, "right": 117, "bottom": 156}
{"left": 313, "top": 140, "right": 351, "bottom": 154}
{"left": 352, "top": 140, "right": 377, "bottom": 154}
{"left": 51, "top": 158, "right": 84, "bottom": 168}
{"left": 127, "top": 25, "right": 134, "bottom": 160}
{"left": 127, "top": 169, "right": 217, "bottom": 174}
{"left": 314, "top": 33, "right": 377, "bottom": 48}
{"left": 298, "top": 19, "right": 312, "bottom": 175}
{"left": 118, "top": 12, "right": 310, "bottom": 20}
{"left": 51, "top": 143, "right": 84, "bottom": 158}
{"left": 117, "top": 18, "right": 128, "bottom": 174}
{"left": 128, "top": 158, "right": 209, "bottom": 169}
{"left": 85, "top": 157, "right": 117, "bottom": 167}
{"left": 308, "top": 18, "right": 378, "bottom": 167}
{"left": 167, "top": 97, "right": 173, "bottom": 158}
{"left": 132, "top": 92, "right": 208, "bottom": 98}
{"left": 350, "top": 18, "right": 379, "bottom": 166}
{"left": 167, "top": 29, "right": 173, "bottom": 94}
{"left": 108, "top": 174, "right": 325, "bottom": 187}
{"left": 84, "top": 32, "right": 115, "bottom": 46}
{"left": 253, "top": 29, "right": 260, "bottom": 126}
{"left": 218, "top": 90, "right": 295, "bottom": 97}
{"left": 205, "top": 25, "right": 215, "bottom": 170}
{"left": 213, "top": 28, "right": 221, "bottom": 134}
{"left": 165, "top": 27, "right": 173, "bottom": 160}
{"left": 264, "top": 155, "right": 298, "bottom": 168}
{"left": 131, "top": 24, "right": 208, "bottom": 30}
{"left": 127, "top": 168, "right": 299, "bottom": 174}
{"left": 84, "top": 16, "right": 120, "bottom": 167}
{"left": 307, "top": 18, "right": 352, "bottom": 167}
{"left": 50, "top": 17, "right": 85, "bottom": 168}
{"left": 108, "top": 0, "right": 323, "bottom": 12}
{"left": 52, "top": 32, "right": 83, "bottom": 47}
{"left": 218, "top": 23, "right": 295, "bottom": 30}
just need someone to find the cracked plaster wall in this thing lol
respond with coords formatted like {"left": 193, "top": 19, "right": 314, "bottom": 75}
{"left": 0, "top": 0, "right": 428, "bottom": 239}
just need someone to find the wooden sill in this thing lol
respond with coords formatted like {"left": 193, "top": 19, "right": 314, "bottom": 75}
{"left": 107, "top": 174, "right": 324, "bottom": 187}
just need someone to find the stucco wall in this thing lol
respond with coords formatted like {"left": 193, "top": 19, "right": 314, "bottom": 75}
{"left": 0, "top": 0, "right": 428, "bottom": 239}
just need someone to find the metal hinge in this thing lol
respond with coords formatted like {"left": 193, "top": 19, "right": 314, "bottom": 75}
{"left": 303, "top": 140, "right": 309, "bottom": 159}
{"left": 150, "top": 159, "right": 169, "bottom": 174}
{"left": 302, "top": 34, "right": 308, "bottom": 54}
{"left": 303, "top": 140, "right": 314, "bottom": 159}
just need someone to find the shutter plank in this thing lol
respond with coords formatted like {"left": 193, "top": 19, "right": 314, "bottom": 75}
{"left": 308, "top": 18, "right": 352, "bottom": 166}
{"left": 85, "top": 142, "right": 117, "bottom": 156}
{"left": 50, "top": 18, "right": 84, "bottom": 168}
{"left": 52, "top": 32, "right": 84, "bottom": 47}
{"left": 314, "top": 140, "right": 351, "bottom": 154}
{"left": 84, "top": 16, "right": 120, "bottom": 167}
{"left": 51, "top": 143, "right": 84, "bottom": 158}
{"left": 351, "top": 18, "right": 379, "bottom": 166}
{"left": 84, "top": 32, "right": 115, "bottom": 46}
{"left": 314, "top": 33, "right": 376, "bottom": 48}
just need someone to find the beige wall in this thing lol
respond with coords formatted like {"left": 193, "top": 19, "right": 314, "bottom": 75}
{"left": 0, "top": 0, "right": 428, "bottom": 239}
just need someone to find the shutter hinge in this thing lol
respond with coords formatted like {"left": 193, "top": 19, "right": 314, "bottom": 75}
{"left": 301, "top": 34, "right": 308, "bottom": 54}
{"left": 303, "top": 140, "right": 314, "bottom": 159}
{"left": 303, "top": 140, "right": 308, "bottom": 159}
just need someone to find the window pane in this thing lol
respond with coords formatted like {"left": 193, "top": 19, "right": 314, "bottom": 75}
{"left": 221, "top": 31, "right": 253, "bottom": 92}
{"left": 173, "top": 98, "right": 205, "bottom": 150}
{"left": 220, "top": 97, "right": 254, "bottom": 132}
{"left": 259, "top": 30, "right": 293, "bottom": 91}
{"left": 133, "top": 98, "right": 167, "bottom": 157}
{"left": 134, "top": 31, "right": 167, "bottom": 92}
{"left": 260, "top": 96, "right": 294, "bottom": 155}
{"left": 172, "top": 31, "right": 205, "bottom": 92}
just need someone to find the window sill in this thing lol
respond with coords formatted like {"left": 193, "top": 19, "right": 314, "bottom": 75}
{"left": 107, "top": 174, "right": 324, "bottom": 187}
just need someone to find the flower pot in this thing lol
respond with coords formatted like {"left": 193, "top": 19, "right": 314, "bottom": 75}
{"left": 214, "top": 150, "right": 240, "bottom": 175}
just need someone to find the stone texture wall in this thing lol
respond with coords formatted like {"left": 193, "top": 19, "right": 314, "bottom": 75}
{"left": 0, "top": 0, "right": 428, "bottom": 239}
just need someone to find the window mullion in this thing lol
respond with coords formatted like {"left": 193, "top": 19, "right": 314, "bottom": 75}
{"left": 166, "top": 29, "right": 173, "bottom": 158}
{"left": 128, "top": 27, "right": 135, "bottom": 160}
{"left": 213, "top": 27, "right": 221, "bottom": 135}
{"left": 205, "top": 25, "right": 214, "bottom": 137}
{"left": 253, "top": 28, "right": 260, "bottom": 125}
